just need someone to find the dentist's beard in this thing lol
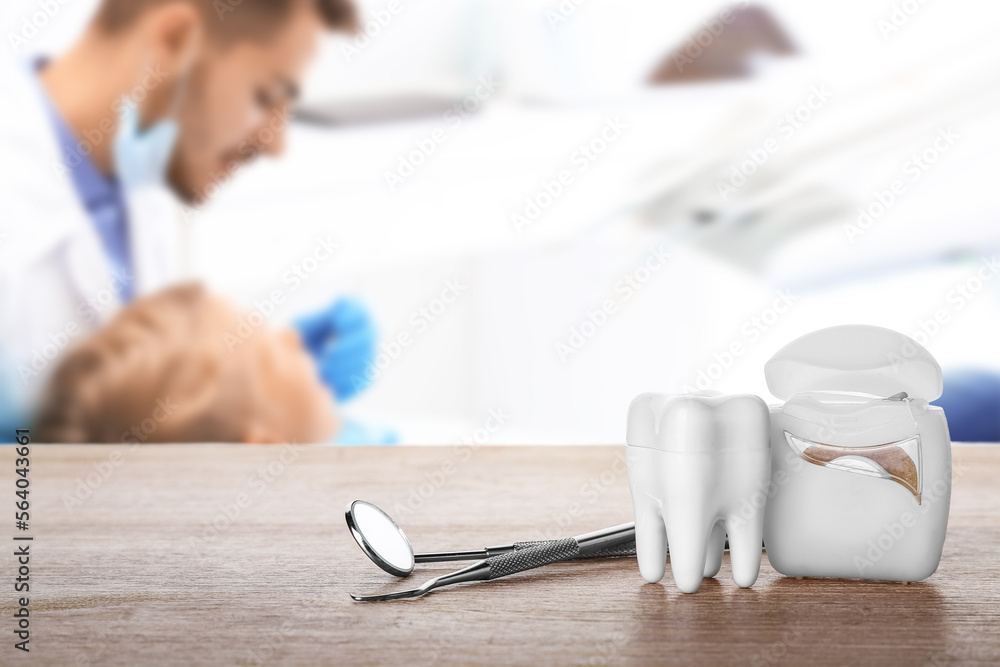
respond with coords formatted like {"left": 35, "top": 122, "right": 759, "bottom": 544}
{"left": 167, "top": 155, "right": 201, "bottom": 206}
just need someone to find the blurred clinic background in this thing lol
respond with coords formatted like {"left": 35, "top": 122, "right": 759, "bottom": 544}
{"left": 7, "top": 0, "right": 1000, "bottom": 443}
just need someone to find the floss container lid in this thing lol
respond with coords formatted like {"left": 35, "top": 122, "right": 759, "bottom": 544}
{"left": 764, "top": 325, "right": 943, "bottom": 401}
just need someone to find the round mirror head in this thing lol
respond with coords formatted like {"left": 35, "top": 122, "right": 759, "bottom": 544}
{"left": 346, "top": 500, "right": 415, "bottom": 577}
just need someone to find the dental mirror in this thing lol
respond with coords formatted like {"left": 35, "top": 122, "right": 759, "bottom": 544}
{"left": 347, "top": 499, "right": 640, "bottom": 579}
{"left": 346, "top": 500, "right": 416, "bottom": 577}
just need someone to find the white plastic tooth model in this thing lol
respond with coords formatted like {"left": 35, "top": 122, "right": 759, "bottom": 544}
{"left": 626, "top": 393, "right": 770, "bottom": 593}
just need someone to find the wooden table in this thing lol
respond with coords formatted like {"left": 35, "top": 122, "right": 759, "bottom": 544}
{"left": 1, "top": 443, "right": 998, "bottom": 666}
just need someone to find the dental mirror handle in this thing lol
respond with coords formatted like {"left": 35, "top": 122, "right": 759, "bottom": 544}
{"left": 414, "top": 522, "right": 637, "bottom": 563}
{"left": 568, "top": 521, "right": 635, "bottom": 556}
{"left": 414, "top": 541, "right": 636, "bottom": 563}
{"left": 415, "top": 550, "right": 495, "bottom": 563}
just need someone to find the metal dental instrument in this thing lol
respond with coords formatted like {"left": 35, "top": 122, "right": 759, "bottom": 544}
{"left": 349, "top": 521, "right": 637, "bottom": 602}
{"left": 345, "top": 500, "right": 637, "bottom": 578}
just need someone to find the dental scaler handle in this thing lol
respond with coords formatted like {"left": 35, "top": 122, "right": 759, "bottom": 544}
{"left": 352, "top": 539, "right": 582, "bottom": 601}
{"left": 414, "top": 522, "right": 637, "bottom": 564}
{"left": 494, "top": 521, "right": 638, "bottom": 575}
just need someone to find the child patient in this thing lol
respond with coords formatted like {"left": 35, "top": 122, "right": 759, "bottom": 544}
{"left": 35, "top": 284, "right": 339, "bottom": 444}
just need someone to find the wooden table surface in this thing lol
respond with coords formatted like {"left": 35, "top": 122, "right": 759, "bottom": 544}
{"left": 0, "top": 443, "right": 998, "bottom": 666}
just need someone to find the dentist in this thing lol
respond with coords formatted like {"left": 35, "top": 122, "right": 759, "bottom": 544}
{"left": 0, "top": 0, "right": 374, "bottom": 432}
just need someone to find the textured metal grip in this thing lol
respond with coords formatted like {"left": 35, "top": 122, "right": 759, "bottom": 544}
{"left": 486, "top": 538, "right": 580, "bottom": 580}
{"left": 584, "top": 541, "right": 637, "bottom": 559}
{"left": 512, "top": 539, "right": 636, "bottom": 559}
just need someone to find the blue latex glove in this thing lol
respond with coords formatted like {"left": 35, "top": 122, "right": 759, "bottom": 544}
{"left": 331, "top": 419, "right": 399, "bottom": 446}
{"left": 294, "top": 298, "right": 377, "bottom": 402}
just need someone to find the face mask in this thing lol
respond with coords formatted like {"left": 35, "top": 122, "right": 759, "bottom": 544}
{"left": 112, "top": 42, "right": 197, "bottom": 191}
{"left": 112, "top": 98, "right": 180, "bottom": 190}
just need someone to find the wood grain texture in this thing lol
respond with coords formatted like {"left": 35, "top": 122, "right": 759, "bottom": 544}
{"left": 0, "top": 443, "right": 997, "bottom": 666}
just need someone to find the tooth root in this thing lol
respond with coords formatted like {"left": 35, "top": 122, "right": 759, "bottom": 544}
{"left": 628, "top": 448, "right": 669, "bottom": 584}
{"left": 633, "top": 501, "right": 668, "bottom": 584}
{"left": 703, "top": 522, "right": 727, "bottom": 578}
{"left": 726, "top": 514, "right": 765, "bottom": 588}
{"left": 664, "top": 504, "right": 711, "bottom": 594}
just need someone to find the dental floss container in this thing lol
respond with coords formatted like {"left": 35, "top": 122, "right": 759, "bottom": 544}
{"left": 762, "top": 325, "right": 952, "bottom": 582}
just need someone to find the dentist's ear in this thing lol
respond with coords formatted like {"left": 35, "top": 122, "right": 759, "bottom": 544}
{"left": 143, "top": 2, "right": 204, "bottom": 72}
{"left": 135, "top": 3, "right": 203, "bottom": 120}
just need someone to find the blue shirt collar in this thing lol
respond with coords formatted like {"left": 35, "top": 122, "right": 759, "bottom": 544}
{"left": 38, "top": 88, "right": 122, "bottom": 209}
{"left": 34, "top": 58, "right": 134, "bottom": 302}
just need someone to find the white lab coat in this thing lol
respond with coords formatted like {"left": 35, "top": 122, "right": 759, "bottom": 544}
{"left": 0, "top": 54, "right": 182, "bottom": 416}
